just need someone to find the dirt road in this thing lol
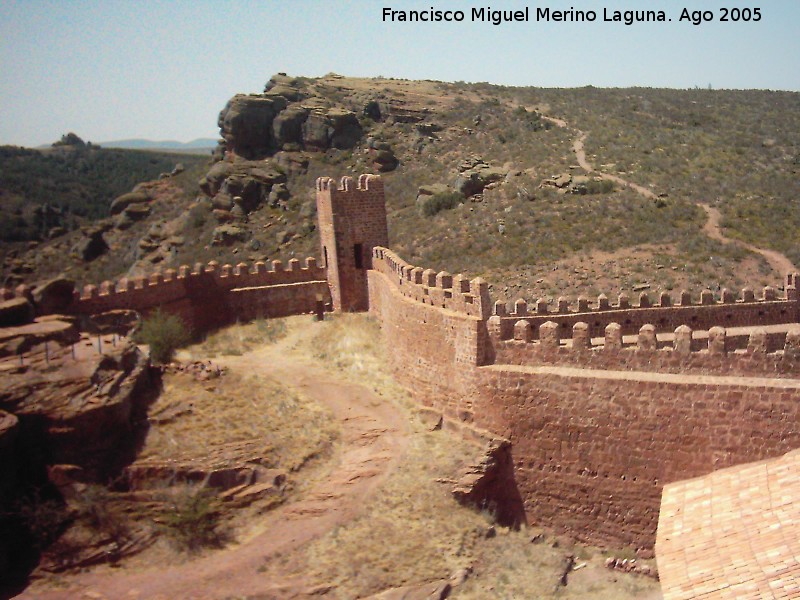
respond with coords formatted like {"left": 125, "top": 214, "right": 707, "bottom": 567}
{"left": 21, "top": 346, "right": 409, "bottom": 600}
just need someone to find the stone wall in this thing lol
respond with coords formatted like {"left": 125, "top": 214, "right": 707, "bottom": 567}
{"left": 471, "top": 365, "right": 800, "bottom": 551}
{"left": 2, "top": 257, "right": 329, "bottom": 333}
{"left": 490, "top": 276, "right": 799, "bottom": 340}
{"left": 367, "top": 249, "right": 487, "bottom": 419}
{"left": 364, "top": 242, "right": 800, "bottom": 553}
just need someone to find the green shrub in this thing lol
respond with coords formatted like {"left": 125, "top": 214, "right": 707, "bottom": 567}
{"left": 419, "top": 191, "right": 463, "bottom": 217}
{"left": 135, "top": 308, "right": 191, "bottom": 364}
{"left": 161, "top": 488, "right": 225, "bottom": 552}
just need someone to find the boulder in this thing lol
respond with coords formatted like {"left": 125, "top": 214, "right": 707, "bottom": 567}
{"left": 32, "top": 278, "right": 75, "bottom": 315}
{"left": 454, "top": 159, "right": 507, "bottom": 197}
{"left": 110, "top": 190, "right": 151, "bottom": 215}
{"left": 211, "top": 191, "right": 235, "bottom": 212}
{"left": 221, "top": 175, "right": 264, "bottom": 212}
{"left": 268, "top": 183, "right": 290, "bottom": 208}
{"left": 0, "top": 297, "right": 35, "bottom": 327}
{"left": 302, "top": 108, "right": 362, "bottom": 150}
{"left": 73, "top": 229, "right": 108, "bottom": 262}
{"left": 200, "top": 160, "right": 235, "bottom": 197}
{"left": 218, "top": 94, "right": 287, "bottom": 159}
{"left": 212, "top": 224, "right": 248, "bottom": 245}
{"left": 0, "top": 337, "right": 150, "bottom": 480}
{"left": 272, "top": 105, "right": 309, "bottom": 149}
{"left": 122, "top": 203, "right": 151, "bottom": 221}
{"left": 374, "top": 148, "right": 399, "bottom": 172}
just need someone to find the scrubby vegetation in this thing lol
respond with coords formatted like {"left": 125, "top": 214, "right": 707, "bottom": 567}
{"left": 134, "top": 308, "right": 191, "bottom": 364}
{"left": 0, "top": 144, "right": 207, "bottom": 242}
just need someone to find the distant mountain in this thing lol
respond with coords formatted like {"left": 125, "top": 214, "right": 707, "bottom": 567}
{"left": 98, "top": 138, "right": 218, "bottom": 153}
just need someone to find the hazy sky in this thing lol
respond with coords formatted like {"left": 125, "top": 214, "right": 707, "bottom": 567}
{"left": 2, "top": 0, "right": 798, "bottom": 147}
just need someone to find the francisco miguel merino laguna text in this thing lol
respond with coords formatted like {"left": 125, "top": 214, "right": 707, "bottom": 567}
{"left": 382, "top": 6, "right": 754, "bottom": 26}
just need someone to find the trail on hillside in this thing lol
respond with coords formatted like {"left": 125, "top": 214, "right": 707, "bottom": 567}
{"left": 552, "top": 114, "right": 796, "bottom": 277}
{"left": 700, "top": 203, "right": 796, "bottom": 276}
{"left": 21, "top": 336, "right": 409, "bottom": 600}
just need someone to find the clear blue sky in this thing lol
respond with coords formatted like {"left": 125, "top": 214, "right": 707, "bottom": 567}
{"left": 2, "top": 0, "right": 798, "bottom": 147}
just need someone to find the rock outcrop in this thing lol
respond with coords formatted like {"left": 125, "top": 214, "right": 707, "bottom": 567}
{"left": 455, "top": 157, "right": 507, "bottom": 198}
{"left": 0, "top": 326, "right": 151, "bottom": 479}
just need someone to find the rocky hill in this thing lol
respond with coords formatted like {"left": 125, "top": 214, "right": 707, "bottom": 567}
{"left": 3, "top": 74, "right": 799, "bottom": 302}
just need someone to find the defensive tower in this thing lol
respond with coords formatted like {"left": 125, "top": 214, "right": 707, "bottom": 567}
{"left": 315, "top": 174, "right": 388, "bottom": 311}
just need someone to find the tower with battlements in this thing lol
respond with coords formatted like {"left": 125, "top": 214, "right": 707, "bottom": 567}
{"left": 315, "top": 174, "right": 388, "bottom": 311}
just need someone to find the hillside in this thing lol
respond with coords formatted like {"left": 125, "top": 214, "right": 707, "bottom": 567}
{"left": 2, "top": 76, "right": 798, "bottom": 302}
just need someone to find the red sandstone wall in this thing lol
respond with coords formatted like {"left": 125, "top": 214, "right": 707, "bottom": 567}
{"left": 472, "top": 365, "right": 800, "bottom": 551}
{"left": 11, "top": 257, "right": 330, "bottom": 333}
{"left": 367, "top": 267, "right": 485, "bottom": 420}
{"left": 492, "top": 333, "right": 800, "bottom": 377}
{"left": 364, "top": 248, "right": 800, "bottom": 553}
{"left": 317, "top": 175, "right": 389, "bottom": 312}
{"left": 493, "top": 289, "right": 799, "bottom": 340}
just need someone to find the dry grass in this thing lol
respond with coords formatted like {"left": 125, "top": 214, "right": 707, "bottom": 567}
{"left": 257, "top": 313, "right": 660, "bottom": 599}
{"left": 198, "top": 318, "right": 287, "bottom": 358}
{"left": 139, "top": 370, "right": 335, "bottom": 472}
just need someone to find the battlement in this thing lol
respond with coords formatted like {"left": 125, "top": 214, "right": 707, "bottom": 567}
{"left": 372, "top": 247, "right": 491, "bottom": 319}
{"left": 490, "top": 279, "right": 799, "bottom": 341}
{"left": 315, "top": 173, "right": 384, "bottom": 194}
{"left": 491, "top": 318, "right": 800, "bottom": 377}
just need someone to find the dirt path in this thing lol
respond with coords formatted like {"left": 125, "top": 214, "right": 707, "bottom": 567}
{"left": 571, "top": 131, "right": 658, "bottom": 199}
{"left": 21, "top": 344, "right": 409, "bottom": 599}
{"left": 700, "top": 203, "right": 795, "bottom": 276}
{"left": 567, "top": 124, "right": 795, "bottom": 277}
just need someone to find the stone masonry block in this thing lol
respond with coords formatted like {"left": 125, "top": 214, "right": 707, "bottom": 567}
{"left": 659, "top": 292, "right": 672, "bottom": 307}
{"left": 488, "top": 315, "right": 503, "bottom": 338}
{"left": 638, "top": 292, "right": 650, "bottom": 308}
{"left": 674, "top": 325, "right": 692, "bottom": 354}
{"left": 700, "top": 289, "right": 714, "bottom": 305}
{"left": 605, "top": 322, "right": 622, "bottom": 350}
{"left": 638, "top": 324, "right": 657, "bottom": 352}
{"left": 708, "top": 326, "right": 727, "bottom": 355}
{"left": 721, "top": 288, "right": 735, "bottom": 303}
{"left": 742, "top": 287, "right": 755, "bottom": 302}
{"left": 785, "top": 329, "right": 800, "bottom": 358}
{"left": 493, "top": 301, "right": 507, "bottom": 316}
{"left": 514, "top": 299, "right": 528, "bottom": 316}
{"left": 572, "top": 321, "right": 590, "bottom": 350}
{"left": 536, "top": 298, "right": 548, "bottom": 314}
{"left": 422, "top": 269, "right": 437, "bottom": 287}
{"left": 577, "top": 297, "right": 590, "bottom": 312}
{"left": 618, "top": 293, "right": 630, "bottom": 309}
{"left": 763, "top": 286, "right": 777, "bottom": 301}
{"left": 454, "top": 274, "right": 470, "bottom": 293}
{"left": 597, "top": 294, "right": 609, "bottom": 310}
{"left": 558, "top": 297, "right": 570, "bottom": 313}
{"left": 514, "top": 320, "right": 533, "bottom": 342}
{"left": 540, "top": 321, "right": 560, "bottom": 350}
{"left": 435, "top": 271, "right": 453, "bottom": 289}
{"left": 679, "top": 290, "right": 692, "bottom": 306}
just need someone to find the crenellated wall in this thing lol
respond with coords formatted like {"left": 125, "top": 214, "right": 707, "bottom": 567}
{"left": 2, "top": 257, "right": 329, "bottom": 333}
{"left": 367, "top": 247, "right": 490, "bottom": 420}
{"left": 489, "top": 276, "right": 798, "bottom": 341}
{"left": 490, "top": 318, "right": 800, "bottom": 377}
{"left": 362, "top": 231, "right": 800, "bottom": 552}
